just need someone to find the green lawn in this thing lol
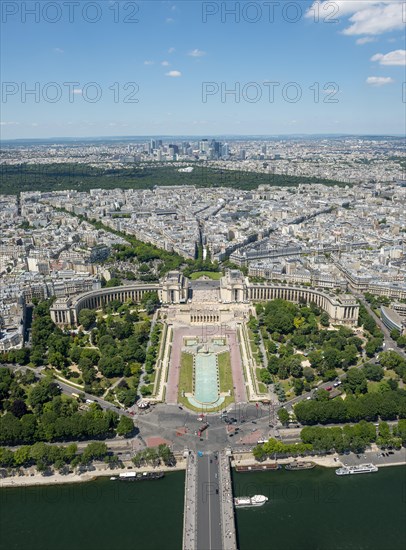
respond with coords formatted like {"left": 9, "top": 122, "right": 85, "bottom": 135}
{"left": 178, "top": 352, "right": 193, "bottom": 396}
{"left": 247, "top": 328, "right": 262, "bottom": 366}
{"left": 178, "top": 350, "right": 235, "bottom": 412}
{"left": 258, "top": 382, "right": 268, "bottom": 394}
{"left": 218, "top": 352, "right": 233, "bottom": 394}
{"left": 190, "top": 271, "right": 222, "bottom": 280}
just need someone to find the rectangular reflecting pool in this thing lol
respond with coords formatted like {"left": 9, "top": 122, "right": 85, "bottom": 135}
{"left": 194, "top": 353, "right": 219, "bottom": 404}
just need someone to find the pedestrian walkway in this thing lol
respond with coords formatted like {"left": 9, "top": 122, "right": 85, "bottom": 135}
{"left": 218, "top": 452, "right": 238, "bottom": 550}
{"left": 183, "top": 451, "right": 197, "bottom": 550}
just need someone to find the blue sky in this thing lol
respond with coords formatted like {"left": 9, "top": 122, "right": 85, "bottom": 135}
{"left": 1, "top": 0, "right": 405, "bottom": 138}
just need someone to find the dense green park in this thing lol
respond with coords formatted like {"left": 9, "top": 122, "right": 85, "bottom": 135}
{"left": 0, "top": 162, "right": 348, "bottom": 195}
{"left": 253, "top": 299, "right": 366, "bottom": 399}
{"left": 0, "top": 291, "right": 163, "bottom": 408}
{"left": 0, "top": 369, "right": 123, "bottom": 446}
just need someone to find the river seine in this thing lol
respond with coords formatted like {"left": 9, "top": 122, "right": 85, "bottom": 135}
{"left": 233, "top": 466, "right": 406, "bottom": 550}
{"left": 0, "top": 471, "right": 185, "bottom": 550}
{"left": 0, "top": 467, "right": 405, "bottom": 550}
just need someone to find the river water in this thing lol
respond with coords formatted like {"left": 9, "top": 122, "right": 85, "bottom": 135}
{"left": 1, "top": 467, "right": 405, "bottom": 550}
{"left": 0, "top": 471, "right": 185, "bottom": 550}
{"left": 232, "top": 466, "right": 406, "bottom": 550}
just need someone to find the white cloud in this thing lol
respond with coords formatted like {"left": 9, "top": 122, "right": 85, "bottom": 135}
{"left": 168, "top": 47, "right": 176, "bottom": 54}
{"left": 161, "top": 60, "right": 170, "bottom": 66}
{"left": 0, "top": 121, "right": 20, "bottom": 126}
{"left": 371, "top": 49, "right": 406, "bottom": 66}
{"left": 366, "top": 76, "right": 394, "bottom": 86}
{"left": 165, "top": 70, "right": 182, "bottom": 77}
{"left": 166, "top": 17, "right": 175, "bottom": 23}
{"left": 144, "top": 60, "right": 154, "bottom": 65}
{"left": 188, "top": 49, "right": 206, "bottom": 57}
{"left": 54, "top": 47, "right": 64, "bottom": 54}
{"left": 356, "top": 37, "right": 376, "bottom": 45}
{"left": 306, "top": 1, "right": 405, "bottom": 36}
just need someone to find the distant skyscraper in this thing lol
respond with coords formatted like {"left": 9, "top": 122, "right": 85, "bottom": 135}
{"left": 221, "top": 143, "right": 229, "bottom": 158}
{"left": 150, "top": 139, "right": 156, "bottom": 150}
{"left": 199, "top": 139, "right": 209, "bottom": 153}
{"left": 239, "top": 149, "right": 246, "bottom": 160}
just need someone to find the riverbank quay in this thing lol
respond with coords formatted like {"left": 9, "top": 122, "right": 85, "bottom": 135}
{"left": 230, "top": 447, "right": 406, "bottom": 470}
{"left": 0, "top": 457, "right": 187, "bottom": 488}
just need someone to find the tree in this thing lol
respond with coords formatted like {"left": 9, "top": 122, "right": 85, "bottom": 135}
{"left": 28, "top": 379, "right": 60, "bottom": 410}
{"left": 303, "top": 367, "right": 315, "bottom": 383}
{"left": 158, "top": 444, "right": 175, "bottom": 466}
{"left": 253, "top": 444, "right": 267, "bottom": 461}
{"left": 397, "top": 335, "right": 406, "bottom": 348}
{"left": 82, "top": 442, "right": 108, "bottom": 463}
{"left": 277, "top": 408, "right": 290, "bottom": 426}
{"left": 365, "top": 338, "right": 380, "bottom": 357}
{"left": 293, "top": 378, "right": 304, "bottom": 396}
{"left": 314, "top": 389, "right": 330, "bottom": 401}
{"left": 141, "top": 291, "right": 160, "bottom": 314}
{"left": 344, "top": 368, "right": 368, "bottom": 394}
{"left": 320, "top": 312, "right": 330, "bottom": 327}
{"left": 390, "top": 329, "right": 400, "bottom": 341}
{"left": 324, "top": 348, "right": 342, "bottom": 370}
{"left": 308, "top": 351, "right": 324, "bottom": 371}
{"left": 0, "top": 447, "right": 15, "bottom": 467}
{"left": 259, "top": 369, "right": 272, "bottom": 385}
{"left": 363, "top": 363, "right": 384, "bottom": 381}
{"left": 10, "top": 399, "right": 28, "bottom": 419}
{"left": 116, "top": 416, "right": 134, "bottom": 437}
{"left": 13, "top": 446, "right": 31, "bottom": 466}
{"left": 78, "top": 309, "right": 96, "bottom": 330}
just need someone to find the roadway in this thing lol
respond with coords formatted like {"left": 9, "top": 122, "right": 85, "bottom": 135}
{"left": 196, "top": 452, "right": 222, "bottom": 550}
{"left": 356, "top": 294, "right": 406, "bottom": 359}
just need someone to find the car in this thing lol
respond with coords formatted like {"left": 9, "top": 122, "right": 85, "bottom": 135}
{"left": 178, "top": 406, "right": 183, "bottom": 410}
{"left": 216, "top": 489, "right": 219, "bottom": 494}
{"left": 388, "top": 451, "right": 394, "bottom": 455}
{"left": 210, "top": 459, "right": 212, "bottom": 463}
{"left": 306, "top": 396, "right": 311, "bottom": 400}
{"left": 333, "top": 381, "right": 342, "bottom": 387}
{"left": 229, "top": 433, "right": 234, "bottom": 437}
{"left": 326, "top": 386, "right": 333, "bottom": 391}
